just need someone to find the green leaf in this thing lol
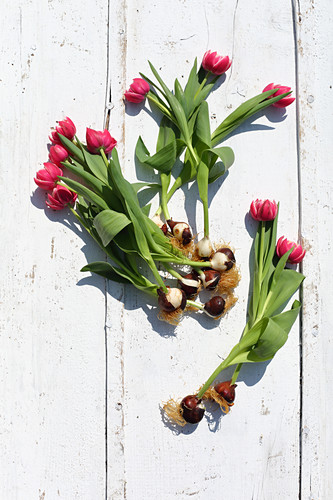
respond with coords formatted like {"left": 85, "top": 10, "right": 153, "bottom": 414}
{"left": 58, "top": 135, "right": 85, "bottom": 163}
{"left": 148, "top": 61, "right": 190, "bottom": 142}
{"left": 156, "top": 117, "right": 176, "bottom": 151}
{"left": 263, "top": 269, "right": 305, "bottom": 317}
{"left": 93, "top": 209, "right": 131, "bottom": 247}
{"left": 131, "top": 182, "right": 161, "bottom": 194}
{"left": 135, "top": 136, "right": 176, "bottom": 173}
{"left": 203, "top": 146, "right": 235, "bottom": 171}
{"left": 81, "top": 261, "right": 129, "bottom": 283}
{"left": 195, "top": 101, "right": 211, "bottom": 148}
{"left": 197, "top": 161, "right": 209, "bottom": 205}
{"left": 76, "top": 139, "right": 109, "bottom": 182}
{"left": 208, "top": 163, "right": 226, "bottom": 183}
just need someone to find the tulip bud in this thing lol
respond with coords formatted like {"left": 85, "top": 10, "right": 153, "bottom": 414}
{"left": 202, "top": 50, "right": 232, "bottom": 75}
{"left": 86, "top": 128, "right": 117, "bottom": 154}
{"left": 181, "top": 395, "right": 205, "bottom": 424}
{"left": 34, "top": 162, "right": 63, "bottom": 190}
{"left": 49, "top": 116, "right": 76, "bottom": 144}
{"left": 124, "top": 78, "right": 150, "bottom": 103}
{"left": 200, "top": 269, "right": 221, "bottom": 290}
{"left": 179, "top": 272, "right": 200, "bottom": 298}
{"left": 210, "top": 248, "right": 235, "bottom": 271}
{"left": 157, "top": 287, "right": 186, "bottom": 312}
{"left": 46, "top": 185, "right": 77, "bottom": 211}
{"left": 214, "top": 380, "right": 237, "bottom": 405}
{"left": 263, "top": 83, "right": 295, "bottom": 108}
{"left": 49, "top": 145, "right": 69, "bottom": 167}
{"left": 196, "top": 236, "right": 213, "bottom": 258}
{"left": 276, "top": 236, "right": 306, "bottom": 264}
{"left": 250, "top": 199, "right": 278, "bottom": 222}
{"left": 204, "top": 296, "right": 225, "bottom": 317}
{"left": 167, "top": 219, "right": 192, "bottom": 245}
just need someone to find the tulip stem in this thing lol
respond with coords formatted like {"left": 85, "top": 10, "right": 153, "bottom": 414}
{"left": 163, "top": 263, "right": 182, "bottom": 281}
{"left": 193, "top": 72, "right": 211, "bottom": 100}
{"left": 186, "top": 300, "right": 204, "bottom": 311}
{"left": 147, "top": 94, "right": 174, "bottom": 121}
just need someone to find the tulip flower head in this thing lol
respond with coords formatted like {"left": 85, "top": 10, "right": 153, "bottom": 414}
{"left": 202, "top": 50, "right": 232, "bottom": 75}
{"left": 86, "top": 128, "right": 117, "bottom": 155}
{"left": 46, "top": 185, "right": 77, "bottom": 211}
{"left": 34, "top": 162, "right": 63, "bottom": 190}
{"left": 49, "top": 117, "right": 76, "bottom": 145}
{"left": 250, "top": 199, "right": 278, "bottom": 221}
{"left": 49, "top": 144, "right": 69, "bottom": 167}
{"left": 276, "top": 236, "right": 306, "bottom": 264}
{"left": 124, "top": 78, "right": 150, "bottom": 103}
{"left": 263, "top": 83, "right": 295, "bottom": 108}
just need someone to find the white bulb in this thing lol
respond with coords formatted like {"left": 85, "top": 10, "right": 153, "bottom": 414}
{"left": 197, "top": 236, "right": 213, "bottom": 257}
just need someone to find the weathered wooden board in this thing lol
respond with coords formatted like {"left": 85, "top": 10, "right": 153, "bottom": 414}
{"left": 0, "top": 0, "right": 331, "bottom": 499}
{"left": 0, "top": 0, "right": 108, "bottom": 498}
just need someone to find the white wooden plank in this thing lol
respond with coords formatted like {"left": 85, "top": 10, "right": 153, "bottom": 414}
{"left": 296, "top": 0, "right": 333, "bottom": 497}
{"left": 0, "top": 1, "right": 108, "bottom": 497}
{"left": 107, "top": 1, "right": 301, "bottom": 498}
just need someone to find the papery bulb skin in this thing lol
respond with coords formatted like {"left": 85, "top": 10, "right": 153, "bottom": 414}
{"left": 152, "top": 215, "right": 168, "bottom": 234}
{"left": 263, "top": 83, "right": 295, "bottom": 108}
{"left": 49, "top": 116, "right": 76, "bottom": 144}
{"left": 204, "top": 296, "right": 226, "bottom": 317}
{"left": 250, "top": 199, "right": 278, "bottom": 222}
{"left": 157, "top": 287, "right": 187, "bottom": 312}
{"left": 276, "top": 236, "right": 306, "bottom": 264}
{"left": 181, "top": 395, "right": 205, "bottom": 424}
{"left": 210, "top": 248, "right": 235, "bottom": 271}
{"left": 179, "top": 272, "right": 200, "bottom": 298}
{"left": 86, "top": 128, "right": 117, "bottom": 154}
{"left": 214, "top": 380, "right": 237, "bottom": 405}
{"left": 34, "top": 162, "right": 63, "bottom": 190}
{"left": 124, "top": 78, "right": 150, "bottom": 103}
{"left": 167, "top": 220, "right": 192, "bottom": 245}
{"left": 49, "top": 144, "right": 69, "bottom": 167}
{"left": 46, "top": 185, "right": 77, "bottom": 211}
{"left": 200, "top": 269, "right": 221, "bottom": 290}
{"left": 196, "top": 236, "right": 213, "bottom": 258}
{"left": 202, "top": 50, "right": 232, "bottom": 75}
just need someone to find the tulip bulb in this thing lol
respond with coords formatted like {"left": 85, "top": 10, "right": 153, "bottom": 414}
{"left": 200, "top": 269, "right": 221, "bottom": 290}
{"left": 196, "top": 236, "right": 213, "bottom": 258}
{"left": 204, "top": 296, "right": 226, "bottom": 317}
{"left": 214, "top": 380, "right": 237, "bottom": 405}
{"left": 181, "top": 395, "right": 205, "bottom": 424}
{"left": 152, "top": 215, "right": 168, "bottom": 235}
{"left": 179, "top": 273, "right": 200, "bottom": 298}
{"left": 210, "top": 248, "right": 235, "bottom": 271}
{"left": 167, "top": 219, "right": 192, "bottom": 245}
{"left": 157, "top": 287, "right": 186, "bottom": 312}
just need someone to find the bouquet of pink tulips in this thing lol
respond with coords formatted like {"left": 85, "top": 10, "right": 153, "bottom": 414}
{"left": 34, "top": 50, "right": 304, "bottom": 428}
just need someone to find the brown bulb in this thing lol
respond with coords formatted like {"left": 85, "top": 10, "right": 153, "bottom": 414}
{"left": 167, "top": 219, "right": 192, "bottom": 246}
{"left": 181, "top": 395, "right": 205, "bottom": 424}
{"left": 179, "top": 272, "right": 200, "bottom": 298}
{"left": 214, "top": 380, "right": 237, "bottom": 405}
{"left": 201, "top": 269, "right": 221, "bottom": 290}
{"left": 204, "top": 296, "right": 225, "bottom": 317}
{"left": 157, "top": 287, "right": 186, "bottom": 312}
{"left": 217, "top": 248, "right": 235, "bottom": 270}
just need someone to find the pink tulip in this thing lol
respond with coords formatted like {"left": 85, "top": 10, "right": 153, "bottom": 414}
{"left": 46, "top": 185, "right": 77, "bottom": 211}
{"left": 86, "top": 128, "right": 117, "bottom": 154}
{"left": 124, "top": 78, "right": 150, "bottom": 103}
{"left": 202, "top": 50, "right": 232, "bottom": 75}
{"left": 250, "top": 199, "right": 278, "bottom": 221}
{"left": 262, "top": 83, "right": 295, "bottom": 108}
{"left": 49, "top": 144, "right": 69, "bottom": 167}
{"left": 34, "top": 162, "right": 63, "bottom": 190}
{"left": 49, "top": 117, "right": 76, "bottom": 145}
{"left": 276, "top": 236, "right": 306, "bottom": 264}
